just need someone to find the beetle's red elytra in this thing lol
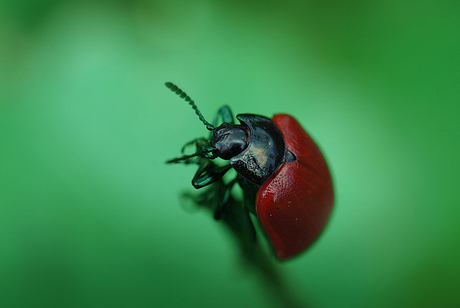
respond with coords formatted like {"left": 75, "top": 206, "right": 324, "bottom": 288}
{"left": 256, "top": 114, "right": 334, "bottom": 259}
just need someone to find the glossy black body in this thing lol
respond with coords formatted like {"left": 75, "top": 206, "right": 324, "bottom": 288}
{"left": 224, "top": 114, "right": 286, "bottom": 186}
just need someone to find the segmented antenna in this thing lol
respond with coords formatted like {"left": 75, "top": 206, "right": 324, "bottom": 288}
{"left": 165, "top": 82, "right": 215, "bottom": 131}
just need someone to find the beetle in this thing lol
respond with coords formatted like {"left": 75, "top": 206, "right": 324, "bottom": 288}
{"left": 165, "top": 82, "right": 334, "bottom": 259}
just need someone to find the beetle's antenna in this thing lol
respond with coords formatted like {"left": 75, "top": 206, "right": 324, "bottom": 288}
{"left": 165, "top": 82, "right": 215, "bottom": 131}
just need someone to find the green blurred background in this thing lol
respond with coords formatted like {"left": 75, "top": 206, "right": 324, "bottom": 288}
{"left": 1, "top": 1, "right": 459, "bottom": 307}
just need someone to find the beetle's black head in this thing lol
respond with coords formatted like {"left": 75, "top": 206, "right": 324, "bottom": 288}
{"left": 212, "top": 123, "right": 249, "bottom": 160}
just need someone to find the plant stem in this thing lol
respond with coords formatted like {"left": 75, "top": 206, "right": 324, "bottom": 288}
{"left": 183, "top": 183, "right": 308, "bottom": 308}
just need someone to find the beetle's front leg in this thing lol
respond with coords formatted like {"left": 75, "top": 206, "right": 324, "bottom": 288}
{"left": 180, "top": 138, "right": 208, "bottom": 154}
{"left": 166, "top": 138, "right": 215, "bottom": 165}
{"left": 210, "top": 106, "right": 234, "bottom": 137}
{"left": 191, "top": 159, "right": 231, "bottom": 189}
{"left": 214, "top": 105, "right": 234, "bottom": 125}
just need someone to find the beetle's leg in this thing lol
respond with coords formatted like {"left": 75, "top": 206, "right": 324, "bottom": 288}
{"left": 209, "top": 105, "right": 234, "bottom": 138}
{"left": 216, "top": 105, "right": 234, "bottom": 124}
{"left": 180, "top": 138, "right": 208, "bottom": 154}
{"left": 191, "top": 159, "right": 231, "bottom": 189}
{"left": 212, "top": 178, "right": 237, "bottom": 219}
{"left": 167, "top": 138, "right": 216, "bottom": 165}
{"left": 184, "top": 179, "right": 256, "bottom": 244}
{"left": 166, "top": 154, "right": 200, "bottom": 165}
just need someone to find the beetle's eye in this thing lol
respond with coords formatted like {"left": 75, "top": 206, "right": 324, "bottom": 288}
{"left": 212, "top": 124, "right": 249, "bottom": 160}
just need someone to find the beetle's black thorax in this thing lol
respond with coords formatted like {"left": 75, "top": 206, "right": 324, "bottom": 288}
{"left": 227, "top": 114, "right": 285, "bottom": 186}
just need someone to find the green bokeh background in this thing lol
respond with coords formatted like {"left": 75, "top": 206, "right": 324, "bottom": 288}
{"left": 1, "top": 1, "right": 459, "bottom": 307}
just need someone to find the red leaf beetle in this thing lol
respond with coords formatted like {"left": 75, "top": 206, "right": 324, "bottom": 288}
{"left": 166, "top": 82, "right": 334, "bottom": 259}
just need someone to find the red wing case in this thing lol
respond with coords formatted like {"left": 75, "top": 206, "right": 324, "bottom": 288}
{"left": 256, "top": 114, "right": 334, "bottom": 259}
